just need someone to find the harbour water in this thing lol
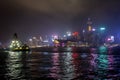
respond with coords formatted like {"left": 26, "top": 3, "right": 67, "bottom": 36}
{"left": 0, "top": 48, "right": 120, "bottom": 80}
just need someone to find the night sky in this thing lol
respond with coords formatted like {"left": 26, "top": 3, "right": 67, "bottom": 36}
{"left": 0, "top": 0, "right": 120, "bottom": 44}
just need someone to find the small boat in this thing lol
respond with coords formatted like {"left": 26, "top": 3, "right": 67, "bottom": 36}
{"left": 9, "top": 33, "right": 30, "bottom": 51}
{"left": 11, "top": 44, "right": 30, "bottom": 51}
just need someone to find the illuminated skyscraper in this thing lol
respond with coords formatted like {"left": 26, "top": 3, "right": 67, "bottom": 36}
{"left": 87, "top": 18, "right": 92, "bottom": 32}
{"left": 86, "top": 18, "right": 96, "bottom": 46}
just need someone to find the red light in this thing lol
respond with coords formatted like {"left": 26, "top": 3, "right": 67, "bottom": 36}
{"left": 73, "top": 32, "right": 79, "bottom": 36}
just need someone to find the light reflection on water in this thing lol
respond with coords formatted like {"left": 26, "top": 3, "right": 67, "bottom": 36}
{"left": 6, "top": 52, "right": 22, "bottom": 79}
{"left": 0, "top": 50, "right": 120, "bottom": 79}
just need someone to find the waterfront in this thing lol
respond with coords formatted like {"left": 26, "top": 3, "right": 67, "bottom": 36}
{"left": 0, "top": 48, "right": 120, "bottom": 80}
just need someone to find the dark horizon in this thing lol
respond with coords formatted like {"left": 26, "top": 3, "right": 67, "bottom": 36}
{"left": 0, "top": 0, "right": 120, "bottom": 44}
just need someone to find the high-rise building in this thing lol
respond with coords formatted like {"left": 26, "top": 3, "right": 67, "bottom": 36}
{"left": 87, "top": 18, "right": 92, "bottom": 32}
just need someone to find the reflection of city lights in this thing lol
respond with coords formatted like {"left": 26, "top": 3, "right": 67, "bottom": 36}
{"left": 66, "top": 47, "right": 72, "bottom": 51}
{"left": 99, "top": 46, "right": 107, "bottom": 53}
{"left": 96, "top": 54, "right": 108, "bottom": 77}
{"left": 81, "top": 53, "right": 87, "bottom": 58}
{"left": 7, "top": 52, "right": 22, "bottom": 79}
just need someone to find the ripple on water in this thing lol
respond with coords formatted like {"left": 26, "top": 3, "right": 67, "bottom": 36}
{"left": 0, "top": 50, "right": 120, "bottom": 79}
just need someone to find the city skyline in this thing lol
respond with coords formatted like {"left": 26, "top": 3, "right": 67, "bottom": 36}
{"left": 0, "top": 0, "right": 120, "bottom": 43}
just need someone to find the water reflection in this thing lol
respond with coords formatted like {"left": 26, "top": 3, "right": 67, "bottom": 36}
{"left": 59, "top": 52, "right": 74, "bottom": 80}
{"left": 49, "top": 53, "right": 60, "bottom": 79}
{"left": 0, "top": 52, "right": 8, "bottom": 79}
{"left": 72, "top": 53, "right": 95, "bottom": 79}
{"left": 6, "top": 51, "right": 23, "bottom": 79}
{"left": 95, "top": 54, "right": 108, "bottom": 79}
{"left": 93, "top": 48, "right": 120, "bottom": 79}
{"left": 0, "top": 49, "right": 120, "bottom": 79}
{"left": 28, "top": 52, "right": 53, "bottom": 79}
{"left": 28, "top": 52, "right": 75, "bottom": 79}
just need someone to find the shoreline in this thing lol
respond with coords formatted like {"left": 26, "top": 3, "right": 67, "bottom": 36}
{"left": 30, "top": 46, "right": 91, "bottom": 53}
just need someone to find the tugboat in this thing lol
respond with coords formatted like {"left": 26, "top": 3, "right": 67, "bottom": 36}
{"left": 9, "top": 33, "right": 30, "bottom": 51}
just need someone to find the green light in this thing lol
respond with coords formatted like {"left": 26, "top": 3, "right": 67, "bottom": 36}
{"left": 97, "top": 54, "right": 108, "bottom": 77}
{"left": 99, "top": 46, "right": 107, "bottom": 53}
